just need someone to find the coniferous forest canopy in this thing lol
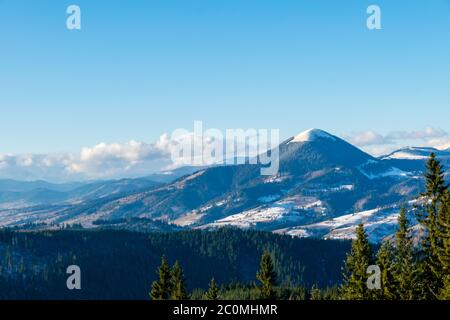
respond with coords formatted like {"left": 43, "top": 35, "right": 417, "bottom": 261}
{"left": 0, "top": 228, "right": 350, "bottom": 300}
{"left": 0, "top": 153, "right": 450, "bottom": 300}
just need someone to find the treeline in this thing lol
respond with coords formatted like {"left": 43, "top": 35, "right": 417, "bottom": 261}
{"left": 149, "top": 251, "right": 341, "bottom": 300}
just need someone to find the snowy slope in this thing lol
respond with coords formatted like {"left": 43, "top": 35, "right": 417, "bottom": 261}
{"left": 381, "top": 147, "right": 450, "bottom": 161}
{"left": 277, "top": 204, "right": 417, "bottom": 243}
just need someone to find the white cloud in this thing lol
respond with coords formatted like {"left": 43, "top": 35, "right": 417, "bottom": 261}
{"left": 344, "top": 131, "right": 389, "bottom": 146}
{"left": 0, "top": 139, "right": 173, "bottom": 182}
{"left": 386, "top": 127, "right": 447, "bottom": 141}
{"left": 345, "top": 127, "right": 450, "bottom": 156}
{"left": 0, "top": 132, "right": 255, "bottom": 182}
{"left": 69, "top": 140, "right": 170, "bottom": 178}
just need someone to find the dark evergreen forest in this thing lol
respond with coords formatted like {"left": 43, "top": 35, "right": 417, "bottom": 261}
{"left": 0, "top": 228, "right": 350, "bottom": 299}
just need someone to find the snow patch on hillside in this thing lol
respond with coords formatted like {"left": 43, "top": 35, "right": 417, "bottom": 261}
{"left": 282, "top": 206, "right": 408, "bottom": 243}
{"left": 359, "top": 166, "right": 410, "bottom": 180}
{"left": 263, "top": 174, "right": 291, "bottom": 184}
{"left": 384, "top": 151, "right": 428, "bottom": 160}
{"left": 258, "top": 195, "right": 281, "bottom": 203}
{"left": 205, "top": 197, "right": 327, "bottom": 229}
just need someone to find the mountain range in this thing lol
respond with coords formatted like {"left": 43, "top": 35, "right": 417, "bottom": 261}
{"left": 1, "top": 129, "right": 448, "bottom": 242}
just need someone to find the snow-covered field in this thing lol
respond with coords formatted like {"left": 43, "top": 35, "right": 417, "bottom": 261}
{"left": 203, "top": 196, "right": 326, "bottom": 229}
{"left": 278, "top": 206, "right": 414, "bottom": 243}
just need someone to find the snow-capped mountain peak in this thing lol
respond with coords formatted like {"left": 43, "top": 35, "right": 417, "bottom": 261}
{"left": 437, "top": 143, "right": 450, "bottom": 151}
{"left": 381, "top": 146, "right": 442, "bottom": 160}
{"left": 290, "top": 128, "right": 337, "bottom": 143}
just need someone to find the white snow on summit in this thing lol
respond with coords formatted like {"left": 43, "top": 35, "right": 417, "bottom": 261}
{"left": 290, "top": 129, "right": 336, "bottom": 143}
{"left": 438, "top": 143, "right": 450, "bottom": 151}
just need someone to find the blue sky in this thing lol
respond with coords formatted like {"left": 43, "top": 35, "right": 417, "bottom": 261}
{"left": 0, "top": 0, "right": 449, "bottom": 163}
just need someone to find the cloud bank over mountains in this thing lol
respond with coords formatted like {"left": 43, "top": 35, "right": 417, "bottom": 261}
{"left": 0, "top": 132, "right": 261, "bottom": 182}
{"left": 1, "top": 127, "right": 449, "bottom": 182}
{"left": 344, "top": 127, "right": 450, "bottom": 156}
{"left": 0, "top": 138, "right": 173, "bottom": 182}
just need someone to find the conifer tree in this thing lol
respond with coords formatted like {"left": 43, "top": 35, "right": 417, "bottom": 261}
{"left": 376, "top": 242, "right": 396, "bottom": 300}
{"left": 416, "top": 153, "right": 448, "bottom": 299}
{"left": 310, "top": 284, "right": 322, "bottom": 300}
{"left": 205, "top": 278, "right": 219, "bottom": 300}
{"left": 436, "top": 191, "right": 450, "bottom": 299}
{"left": 341, "top": 224, "right": 374, "bottom": 300}
{"left": 422, "top": 153, "right": 448, "bottom": 202}
{"left": 171, "top": 261, "right": 189, "bottom": 300}
{"left": 150, "top": 255, "right": 172, "bottom": 300}
{"left": 393, "top": 208, "right": 416, "bottom": 300}
{"left": 256, "top": 250, "right": 277, "bottom": 300}
{"left": 440, "top": 278, "right": 450, "bottom": 300}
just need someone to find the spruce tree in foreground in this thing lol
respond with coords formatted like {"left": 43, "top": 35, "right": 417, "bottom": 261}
{"left": 310, "top": 284, "right": 322, "bottom": 300}
{"left": 393, "top": 208, "right": 416, "bottom": 300}
{"left": 256, "top": 250, "right": 277, "bottom": 300}
{"left": 150, "top": 255, "right": 172, "bottom": 300}
{"left": 205, "top": 278, "right": 219, "bottom": 300}
{"left": 341, "top": 224, "right": 374, "bottom": 300}
{"left": 436, "top": 191, "right": 450, "bottom": 300}
{"left": 376, "top": 242, "right": 396, "bottom": 300}
{"left": 416, "top": 153, "right": 448, "bottom": 299}
{"left": 171, "top": 261, "right": 189, "bottom": 300}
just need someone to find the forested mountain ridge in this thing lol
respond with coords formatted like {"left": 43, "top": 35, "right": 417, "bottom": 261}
{"left": 0, "top": 228, "right": 350, "bottom": 300}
